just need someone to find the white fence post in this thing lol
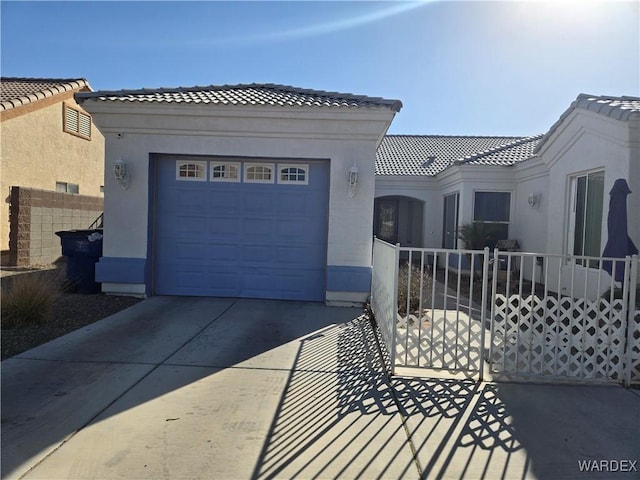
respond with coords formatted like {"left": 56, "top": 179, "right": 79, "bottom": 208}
{"left": 489, "top": 248, "right": 499, "bottom": 378}
{"left": 625, "top": 255, "right": 638, "bottom": 387}
{"left": 479, "top": 247, "right": 490, "bottom": 381}
{"left": 391, "top": 243, "right": 399, "bottom": 375}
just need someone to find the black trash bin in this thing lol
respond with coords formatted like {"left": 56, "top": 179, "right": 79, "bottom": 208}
{"left": 55, "top": 229, "right": 104, "bottom": 294}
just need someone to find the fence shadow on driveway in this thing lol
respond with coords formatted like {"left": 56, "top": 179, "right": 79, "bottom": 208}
{"left": 393, "top": 377, "right": 529, "bottom": 479}
{"left": 390, "top": 371, "right": 639, "bottom": 479}
{"left": 250, "top": 315, "right": 542, "bottom": 480}
{"left": 374, "top": 316, "right": 638, "bottom": 480}
{"left": 251, "top": 315, "right": 419, "bottom": 479}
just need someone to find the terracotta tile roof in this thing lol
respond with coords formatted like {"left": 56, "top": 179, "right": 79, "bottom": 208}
{"left": 1, "top": 77, "right": 90, "bottom": 111}
{"left": 535, "top": 93, "right": 640, "bottom": 153}
{"left": 75, "top": 83, "right": 403, "bottom": 111}
{"left": 376, "top": 135, "right": 540, "bottom": 176}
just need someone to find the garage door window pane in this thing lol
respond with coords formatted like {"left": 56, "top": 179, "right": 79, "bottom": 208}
{"left": 245, "top": 164, "right": 274, "bottom": 183}
{"left": 278, "top": 165, "right": 308, "bottom": 185}
{"left": 211, "top": 162, "right": 240, "bottom": 182}
{"left": 176, "top": 161, "right": 206, "bottom": 181}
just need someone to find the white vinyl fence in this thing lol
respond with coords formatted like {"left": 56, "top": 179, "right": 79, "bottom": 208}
{"left": 370, "top": 237, "right": 640, "bottom": 386}
{"left": 371, "top": 238, "right": 399, "bottom": 370}
{"left": 488, "top": 252, "right": 640, "bottom": 386}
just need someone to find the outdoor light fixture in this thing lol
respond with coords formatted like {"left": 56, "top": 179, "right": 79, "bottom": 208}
{"left": 113, "top": 157, "right": 129, "bottom": 190}
{"left": 528, "top": 192, "right": 539, "bottom": 208}
{"left": 348, "top": 161, "right": 359, "bottom": 198}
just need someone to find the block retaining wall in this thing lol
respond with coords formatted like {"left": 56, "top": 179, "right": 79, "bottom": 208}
{"left": 9, "top": 187, "right": 103, "bottom": 266}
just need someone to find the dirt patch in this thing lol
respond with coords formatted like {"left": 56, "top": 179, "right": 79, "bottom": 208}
{"left": 1, "top": 264, "right": 142, "bottom": 360}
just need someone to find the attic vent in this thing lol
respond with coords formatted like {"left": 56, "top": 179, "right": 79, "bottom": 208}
{"left": 79, "top": 112, "right": 91, "bottom": 137}
{"left": 65, "top": 106, "right": 78, "bottom": 132}
{"left": 63, "top": 103, "right": 92, "bottom": 140}
{"left": 422, "top": 156, "right": 436, "bottom": 168}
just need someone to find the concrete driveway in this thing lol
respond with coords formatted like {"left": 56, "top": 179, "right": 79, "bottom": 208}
{"left": 2, "top": 297, "right": 639, "bottom": 480}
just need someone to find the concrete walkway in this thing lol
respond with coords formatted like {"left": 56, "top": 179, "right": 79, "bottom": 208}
{"left": 2, "top": 297, "right": 639, "bottom": 479}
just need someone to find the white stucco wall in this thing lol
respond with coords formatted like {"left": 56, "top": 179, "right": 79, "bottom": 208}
{"left": 535, "top": 108, "right": 639, "bottom": 297}
{"left": 375, "top": 165, "right": 532, "bottom": 251}
{"left": 80, "top": 101, "right": 396, "bottom": 302}
{"left": 511, "top": 158, "right": 549, "bottom": 254}
{"left": 538, "top": 109, "right": 639, "bottom": 256}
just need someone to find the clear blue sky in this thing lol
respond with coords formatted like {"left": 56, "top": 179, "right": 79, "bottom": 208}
{"left": 2, "top": 1, "right": 638, "bottom": 135}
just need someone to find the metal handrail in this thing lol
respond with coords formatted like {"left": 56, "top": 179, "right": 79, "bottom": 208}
{"left": 89, "top": 212, "right": 103, "bottom": 229}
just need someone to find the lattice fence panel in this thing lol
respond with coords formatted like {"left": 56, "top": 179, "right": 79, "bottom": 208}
{"left": 630, "top": 309, "right": 640, "bottom": 385}
{"left": 396, "top": 310, "right": 483, "bottom": 372}
{"left": 491, "top": 294, "right": 630, "bottom": 382}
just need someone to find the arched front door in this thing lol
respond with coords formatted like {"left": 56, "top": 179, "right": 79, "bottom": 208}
{"left": 373, "top": 196, "right": 423, "bottom": 247}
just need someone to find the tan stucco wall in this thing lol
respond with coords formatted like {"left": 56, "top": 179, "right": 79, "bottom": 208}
{"left": 0, "top": 93, "right": 105, "bottom": 251}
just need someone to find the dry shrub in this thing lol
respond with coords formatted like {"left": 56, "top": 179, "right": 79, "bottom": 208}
{"left": 1, "top": 273, "right": 60, "bottom": 328}
{"left": 397, "top": 263, "right": 433, "bottom": 315}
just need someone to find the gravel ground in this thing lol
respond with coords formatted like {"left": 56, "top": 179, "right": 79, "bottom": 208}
{"left": 1, "top": 265, "right": 142, "bottom": 360}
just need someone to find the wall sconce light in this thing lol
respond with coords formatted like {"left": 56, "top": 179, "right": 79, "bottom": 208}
{"left": 348, "top": 161, "right": 359, "bottom": 198}
{"left": 528, "top": 192, "right": 539, "bottom": 208}
{"left": 113, "top": 158, "right": 129, "bottom": 190}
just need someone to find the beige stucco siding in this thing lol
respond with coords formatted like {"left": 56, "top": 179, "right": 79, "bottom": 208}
{"left": 0, "top": 94, "right": 105, "bottom": 250}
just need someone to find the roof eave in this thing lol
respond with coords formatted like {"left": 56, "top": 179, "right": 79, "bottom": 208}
{"left": 1, "top": 78, "right": 91, "bottom": 112}
{"left": 75, "top": 83, "right": 402, "bottom": 112}
{"left": 535, "top": 93, "right": 640, "bottom": 154}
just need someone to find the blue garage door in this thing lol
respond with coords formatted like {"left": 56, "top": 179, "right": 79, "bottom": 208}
{"left": 154, "top": 158, "right": 329, "bottom": 301}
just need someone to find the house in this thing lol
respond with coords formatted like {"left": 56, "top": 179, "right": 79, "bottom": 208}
{"left": 375, "top": 94, "right": 640, "bottom": 295}
{"left": 77, "top": 82, "right": 638, "bottom": 304}
{"left": 0, "top": 77, "right": 105, "bottom": 264}
{"left": 75, "top": 83, "right": 401, "bottom": 305}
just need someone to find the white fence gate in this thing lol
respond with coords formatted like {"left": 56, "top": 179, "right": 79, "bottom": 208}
{"left": 371, "top": 239, "right": 491, "bottom": 380}
{"left": 370, "top": 238, "right": 640, "bottom": 387}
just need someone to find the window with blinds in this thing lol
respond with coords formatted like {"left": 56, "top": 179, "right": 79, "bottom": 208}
{"left": 63, "top": 103, "right": 92, "bottom": 139}
{"left": 472, "top": 191, "right": 511, "bottom": 249}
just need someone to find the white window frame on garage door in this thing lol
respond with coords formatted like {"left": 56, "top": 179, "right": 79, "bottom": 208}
{"left": 244, "top": 163, "right": 275, "bottom": 184}
{"left": 176, "top": 160, "right": 207, "bottom": 181}
{"left": 210, "top": 161, "right": 241, "bottom": 182}
{"left": 278, "top": 164, "right": 309, "bottom": 185}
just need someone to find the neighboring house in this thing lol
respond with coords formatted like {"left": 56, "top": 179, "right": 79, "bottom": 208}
{"left": 0, "top": 77, "right": 105, "bottom": 259}
{"left": 375, "top": 94, "right": 640, "bottom": 295}
{"left": 76, "top": 83, "right": 401, "bottom": 305}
